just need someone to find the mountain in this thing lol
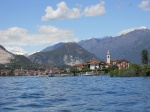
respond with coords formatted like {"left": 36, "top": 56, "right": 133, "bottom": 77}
{"left": 0, "top": 45, "right": 34, "bottom": 66}
{"left": 118, "top": 26, "right": 148, "bottom": 35}
{"left": 0, "top": 45, "right": 15, "bottom": 64}
{"left": 41, "top": 42, "right": 64, "bottom": 52}
{"left": 29, "top": 43, "right": 100, "bottom": 66}
{"left": 5, "top": 46, "right": 30, "bottom": 56}
{"left": 78, "top": 27, "right": 150, "bottom": 64}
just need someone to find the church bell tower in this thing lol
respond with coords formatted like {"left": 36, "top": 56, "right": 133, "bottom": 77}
{"left": 107, "top": 50, "right": 110, "bottom": 64}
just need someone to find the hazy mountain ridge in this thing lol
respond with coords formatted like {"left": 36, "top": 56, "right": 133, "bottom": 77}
{"left": 41, "top": 42, "right": 64, "bottom": 52}
{"left": 29, "top": 43, "right": 100, "bottom": 66}
{"left": 78, "top": 28, "right": 150, "bottom": 64}
{"left": 2, "top": 27, "right": 150, "bottom": 66}
{"left": 34, "top": 28, "right": 150, "bottom": 65}
{"left": 118, "top": 26, "right": 148, "bottom": 35}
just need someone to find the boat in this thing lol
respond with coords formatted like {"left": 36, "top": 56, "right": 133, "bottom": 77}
{"left": 48, "top": 73, "right": 55, "bottom": 77}
{"left": 81, "top": 71, "right": 95, "bottom": 76}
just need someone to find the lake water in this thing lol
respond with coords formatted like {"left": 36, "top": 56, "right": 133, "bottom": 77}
{"left": 0, "top": 75, "right": 150, "bottom": 112}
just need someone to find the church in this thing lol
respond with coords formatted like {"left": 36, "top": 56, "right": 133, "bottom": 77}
{"left": 74, "top": 50, "right": 130, "bottom": 70}
{"left": 106, "top": 50, "right": 130, "bottom": 69}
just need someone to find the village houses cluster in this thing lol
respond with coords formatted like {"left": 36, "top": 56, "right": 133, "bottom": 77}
{"left": 74, "top": 50, "right": 129, "bottom": 71}
{"left": 0, "top": 67, "right": 67, "bottom": 76}
{"left": 0, "top": 50, "right": 129, "bottom": 76}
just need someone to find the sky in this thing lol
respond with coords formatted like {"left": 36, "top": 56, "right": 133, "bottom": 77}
{"left": 0, "top": 0, "right": 150, "bottom": 54}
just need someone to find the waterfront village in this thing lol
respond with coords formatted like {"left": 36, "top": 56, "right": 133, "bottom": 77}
{"left": 0, "top": 50, "right": 129, "bottom": 76}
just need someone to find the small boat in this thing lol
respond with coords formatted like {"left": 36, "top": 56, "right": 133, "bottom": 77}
{"left": 82, "top": 71, "right": 95, "bottom": 76}
{"left": 48, "top": 73, "right": 55, "bottom": 77}
{"left": 37, "top": 74, "right": 44, "bottom": 77}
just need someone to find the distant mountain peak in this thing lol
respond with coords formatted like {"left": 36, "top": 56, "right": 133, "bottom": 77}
{"left": 41, "top": 42, "right": 64, "bottom": 52}
{"left": 118, "top": 26, "right": 149, "bottom": 36}
{"left": 5, "top": 46, "right": 30, "bottom": 56}
{"left": 29, "top": 42, "right": 99, "bottom": 66}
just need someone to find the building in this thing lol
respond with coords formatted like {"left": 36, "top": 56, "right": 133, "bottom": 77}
{"left": 74, "top": 63, "right": 84, "bottom": 71}
{"left": 74, "top": 50, "right": 129, "bottom": 71}
{"left": 87, "top": 60, "right": 100, "bottom": 70}
{"left": 74, "top": 60, "right": 107, "bottom": 71}
{"left": 111, "top": 59, "right": 129, "bottom": 69}
{"left": 107, "top": 50, "right": 130, "bottom": 69}
{"left": 107, "top": 50, "right": 110, "bottom": 64}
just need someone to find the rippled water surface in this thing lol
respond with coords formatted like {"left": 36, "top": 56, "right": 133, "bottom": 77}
{"left": 0, "top": 75, "right": 150, "bottom": 112}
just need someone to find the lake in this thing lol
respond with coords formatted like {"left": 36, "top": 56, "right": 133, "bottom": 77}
{"left": 0, "top": 75, "right": 150, "bottom": 112}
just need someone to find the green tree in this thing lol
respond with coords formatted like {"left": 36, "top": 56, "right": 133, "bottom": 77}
{"left": 141, "top": 65, "right": 150, "bottom": 76}
{"left": 70, "top": 66, "right": 78, "bottom": 76}
{"left": 130, "top": 64, "right": 141, "bottom": 76}
{"left": 141, "top": 49, "right": 149, "bottom": 65}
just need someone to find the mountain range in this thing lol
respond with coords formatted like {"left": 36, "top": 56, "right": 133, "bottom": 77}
{"left": 1, "top": 27, "right": 150, "bottom": 66}
{"left": 39, "top": 27, "right": 150, "bottom": 64}
{"left": 29, "top": 43, "right": 99, "bottom": 66}
{"left": 78, "top": 27, "right": 150, "bottom": 64}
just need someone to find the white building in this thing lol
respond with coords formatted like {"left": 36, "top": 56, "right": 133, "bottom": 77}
{"left": 107, "top": 50, "right": 110, "bottom": 64}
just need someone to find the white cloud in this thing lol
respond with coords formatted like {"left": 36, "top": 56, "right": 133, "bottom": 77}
{"left": 42, "top": 1, "right": 106, "bottom": 21}
{"left": 83, "top": 1, "right": 106, "bottom": 17}
{"left": 42, "top": 2, "right": 81, "bottom": 21}
{"left": 0, "top": 25, "right": 75, "bottom": 46}
{"left": 138, "top": 0, "right": 150, "bottom": 11}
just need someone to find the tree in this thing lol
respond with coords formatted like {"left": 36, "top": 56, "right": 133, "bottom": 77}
{"left": 70, "top": 66, "right": 78, "bottom": 76}
{"left": 141, "top": 49, "right": 149, "bottom": 65}
{"left": 141, "top": 65, "right": 150, "bottom": 76}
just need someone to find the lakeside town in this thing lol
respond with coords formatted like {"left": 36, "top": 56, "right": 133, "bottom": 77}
{"left": 1, "top": 49, "right": 149, "bottom": 77}
{"left": 0, "top": 50, "right": 128, "bottom": 76}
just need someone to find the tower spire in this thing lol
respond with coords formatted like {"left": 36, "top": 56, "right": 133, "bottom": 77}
{"left": 107, "top": 50, "right": 110, "bottom": 55}
{"left": 107, "top": 50, "right": 110, "bottom": 64}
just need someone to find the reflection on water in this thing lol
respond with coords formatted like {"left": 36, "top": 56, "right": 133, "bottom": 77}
{"left": 0, "top": 76, "right": 150, "bottom": 112}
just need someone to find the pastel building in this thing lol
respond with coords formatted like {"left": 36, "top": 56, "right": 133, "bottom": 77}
{"left": 74, "top": 50, "right": 129, "bottom": 70}
{"left": 107, "top": 50, "right": 130, "bottom": 69}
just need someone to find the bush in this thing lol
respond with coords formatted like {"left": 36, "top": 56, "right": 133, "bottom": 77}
{"left": 141, "top": 65, "right": 150, "bottom": 76}
{"left": 109, "top": 64, "right": 150, "bottom": 77}
{"left": 109, "top": 69, "right": 119, "bottom": 77}
{"left": 119, "top": 68, "right": 136, "bottom": 77}
{"left": 110, "top": 68, "right": 136, "bottom": 77}
{"left": 129, "top": 64, "right": 141, "bottom": 76}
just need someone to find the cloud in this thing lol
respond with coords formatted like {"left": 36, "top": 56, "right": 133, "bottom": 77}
{"left": 42, "top": 2, "right": 81, "bottom": 21}
{"left": 83, "top": 1, "right": 106, "bottom": 17}
{"left": 42, "top": 1, "right": 106, "bottom": 21}
{"left": 0, "top": 25, "right": 75, "bottom": 46}
{"left": 138, "top": 0, "right": 150, "bottom": 11}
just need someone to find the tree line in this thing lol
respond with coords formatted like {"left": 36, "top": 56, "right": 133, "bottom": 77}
{"left": 110, "top": 49, "right": 150, "bottom": 77}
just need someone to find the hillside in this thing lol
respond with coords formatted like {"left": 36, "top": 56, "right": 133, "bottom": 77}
{"left": 78, "top": 28, "right": 150, "bottom": 64}
{"left": 0, "top": 45, "right": 38, "bottom": 69}
{"left": 6, "top": 55, "right": 42, "bottom": 69}
{"left": 29, "top": 43, "right": 100, "bottom": 66}
{"left": 0, "top": 45, "right": 14, "bottom": 64}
